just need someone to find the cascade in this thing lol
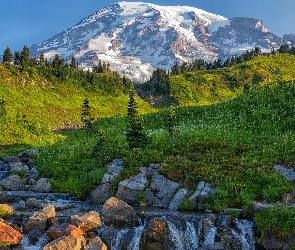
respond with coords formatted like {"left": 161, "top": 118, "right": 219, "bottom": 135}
{"left": 20, "top": 234, "right": 49, "bottom": 250}
{"left": 127, "top": 224, "right": 146, "bottom": 250}
{"left": 203, "top": 219, "right": 217, "bottom": 246}
{"left": 184, "top": 221, "right": 199, "bottom": 249}
{"left": 111, "top": 228, "right": 129, "bottom": 250}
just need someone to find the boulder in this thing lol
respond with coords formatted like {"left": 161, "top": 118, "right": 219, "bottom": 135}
{"left": 43, "top": 236, "right": 86, "bottom": 250}
{"left": 189, "top": 181, "right": 214, "bottom": 210}
{"left": 0, "top": 204, "right": 14, "bottom": 217}
{"left": 18, "top": 149, "right": 38, "bottom": 158}
{"left": 25, "top": 198, "right": 41, "bottom": 208}
{"left": 115, "top": 173, "right": 147, "bottom": 204}
{"left": 2, "top": 156, "right": 19, "bottom": 163}
{"left": 0, "top": 175, "right": 24, "bottom": 190}
{"left": 145, "top": 173, "right": 179, "bottom": 208}
{"left": 31, "top": 178, "right": 51, "bottom": 192}
{"left": 71, "top": 211, "right": 102, "bottom": 232}
{"left": 86, "top": 237, "right": 107, "bottom": 250}
{"left": 22, "top": 205, "right": 56, "bottom": 233}
{"left": 90, "top": 183, "right": 112, "bottom": 203}
{"left": 198, "top": 243, "right": 225, "bottom": 250}
{"left": 140, "top": 217, "right": 169, "bottom": 250}
{"left": 251, "top": 202, "right": 274, "bottom": 215}
{"left": 168, "top": 188, "right": 189, "bottom": 210}
{"left": 274, "top": 165, "right": 295, "bottom": 181}
{"left": 0, "top": 221, "right": 23, "bottom": 246}
{"left": 106, "top": 159, "right": 124, "bottom": 175}
{"left": 46, "top": 223, "right": 83, "bottom": 240}
{"left": 27, "top": 228, "right": 43, "bottom": 244}
{"left": 9, "top": 162, "right": 29, "bottom": 173}
{"left": 102, "top": 197, "right": 137, "bottom": 228}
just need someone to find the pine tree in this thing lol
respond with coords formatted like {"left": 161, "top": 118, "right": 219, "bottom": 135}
{"left": 70, "top": 55, "right": 77, "bottom": 69}
{"left": 20, "top": 45, "right": 30, "bottom": 71}
{"left": 126, "top": 89, "right": 149, "bottom": 148}
{"left": 14, "top": 51, "right": 21, "bottom": 65}
{"left": 3, "top": 47, "right": 13, "bottom": 63}
{"left": 39, "top": 53, "right": 46, "bottom": 66}
{"left": 81, "top": 97, "right": 94, "bottom": 129}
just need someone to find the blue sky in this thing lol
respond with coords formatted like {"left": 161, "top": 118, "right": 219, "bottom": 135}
{"left": 1, "top": 0, "right": 295, "bottom": 53}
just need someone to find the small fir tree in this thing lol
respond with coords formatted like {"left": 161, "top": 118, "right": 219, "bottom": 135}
{"left": 39, "top": 53, "right": 46, "bottom": 66}
{"left": 81, "top": 97, "right": 94, "bottom": 128}
{"left": 167, "top": 105, "right": 176, "bottom": 139}
{"left": 70, "top": 55, "right": 77, "bottom": 69}
{"left": 3, "top": 47, "right": 13, "bottom": 63}
{"left": 20, "top": 45, "right": 30, "bottom": 71}
{"left": 126, "top": 89, "right": 149, "bottom": 148}
{"left": 14, "top": 51, "right": 21, "bottom": 65}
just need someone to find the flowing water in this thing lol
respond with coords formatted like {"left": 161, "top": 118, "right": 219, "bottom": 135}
{"left": 21, "top": 234, "right": 49, "bottom": 250}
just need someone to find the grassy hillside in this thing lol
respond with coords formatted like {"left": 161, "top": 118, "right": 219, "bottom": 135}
{"left": 34, "top": 81, "right": 295, "bottom": 211}
{"left": 0, "top": 64, "right": 154, "bottom": 150}
{"left": 139, "top": 54, "right": 295, "bottom": 107}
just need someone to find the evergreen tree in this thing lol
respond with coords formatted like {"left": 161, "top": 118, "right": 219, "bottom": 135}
{"left": 20, "top": 45, "right": 30, "bottom": 71}
{"left": 126, "top": 89, "right": 149, "bottom": 148}
{"left": 167, "top": 105, "right": 176, "bottom": 139}
{"left": 81, "top": 97, "right": 94, "bottom": 128}
{"left": 14, "top": 51, "right": 21, "bottom": 65}
{"left": 92, "top": 129, "right": 109, "bottom": 166}
{"left": 3, "top": 47, "right": 13, "bottom": 63}
{"left": 39, "top": 53, "right": 46, "bottom": 66}
{"left": 70, "top": 55, "right": 77, "bottom": 69}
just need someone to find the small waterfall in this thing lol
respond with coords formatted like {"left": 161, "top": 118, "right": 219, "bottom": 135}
{"left": 184, "top": 221, "right": 198, "bottom": 249}
{"left": 229, "top": 218, "right": 256, "bottom": 250}
{"left": 127, "top": 224, "right": 146, "bottom": 250}
{"left": 20, "top": 234, "right": 49, "bottom": 250}
{"left": 203, "top": 220, "right": 217, "bottom": 246}
{"left": 111, "top": 228, "right": 129, "bottom": 250}
{"left": 166, "top": 220, "right": 185, "bottom": 250}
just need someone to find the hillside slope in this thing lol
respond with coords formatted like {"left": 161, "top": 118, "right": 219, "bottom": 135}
{"left": 0, "top": 64, "right": 153, "bottom": 149}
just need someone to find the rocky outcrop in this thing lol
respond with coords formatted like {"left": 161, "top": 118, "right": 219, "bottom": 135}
{"left": 140, "top": 217, "right": 169, "bottom": 250}
{"left": 43, "top": 236, "right": 86, "bottom": 250}
{"left": 168, "top": 188, "right": 189, "bottom": 210}
{"left": 102, "top": 197, "right": 137, "bottom": 227}
{"left": 189, "top": 181, "right": 214, "bottom": 210}
{"left": 0, "top": 221, "right": 23, "bottom": 247}
{"left": 22, "top": 205, "right": 56, "bottom": 233}
{"left": 71, "top": 211, "right": 102, "bottom": 232}
{"left": 46, "top": 223, "right": 83, "bottom": 240}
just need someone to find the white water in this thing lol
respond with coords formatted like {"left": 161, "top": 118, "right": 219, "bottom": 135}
{"left": 111, "top": 228, "right": 129, "bottom": 250}
{"left": 184, "top": 221, "right": 199, "bottom": 249}
{"left": 127, "top": 224, "right": 146, "bottom": 250}
{"left": 166, "top": 220, "right": 186, "bottom": 250}
{"left": 20, "top": 234, "right": 49, "bottom": 250}
{"left": 203, "top": 225, "right": 217, "bottom": 246}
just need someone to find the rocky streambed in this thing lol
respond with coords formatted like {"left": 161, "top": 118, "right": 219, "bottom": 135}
{"left": 1, "top": 150, "right": 295, "bottom": 249}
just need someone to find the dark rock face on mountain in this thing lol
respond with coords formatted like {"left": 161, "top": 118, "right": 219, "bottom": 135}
{"left": 284, "top": 34, "right": 295, "bottom": 45}
{"left": 30, "top": 2, "right": 286, "bottom": 82}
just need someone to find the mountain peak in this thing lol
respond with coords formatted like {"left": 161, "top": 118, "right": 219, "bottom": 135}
{"left": 30, "top": 2, "right": 285, "bottom": 82}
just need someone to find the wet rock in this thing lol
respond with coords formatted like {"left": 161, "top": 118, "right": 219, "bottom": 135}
{"left": 46, "top": 223, "right": 83, "bottom": 240}
{"left": 145, "top": 173, "right": 179, "bottom": 208}
{"left": 23, "top": 205, "right": 55, "bottom": 233}
{"left": 100, "top": 227, "right": 119, "bottom": 249}
{"left": 31, "top": 178, "right": 51, "bottom": 192}
{"left": 0, "top": 204, "right": 14, "bottom": 217}
{"left": 102, "top": 197, "right": 137, "bottom": 228}
{"left": 189, "top": 181, "right": 214, "bottom": 210}
{"left": 274, "top": 165, "right": 295, "bottom": 181}
{"left": 0, "top": 175, "right": 24, "bottom": 190}
{"left": 168, "top": 188, "right": 189, "bottom": 210}
{"left": 71, "top": 211, "right": 102, "bottom": 232}
{"left": 0, "top": 221, "right": 23, "bottom": 246}
{"left": 27, "top": 228, "right": 43, "bottom": 244}
{"left": 43, "top": 235, "right": 86, "bottom": 250}
{"left": 198, "top": 242, "right": 225, "bottom": 250}
{"left": 86, "top": 237, "right": 107, "bottom": 250}
{"left": 115, "top": 173, "right": 147, "bottom": 204}
{"left": 140, "top": 217, "right": 169, "bottom": 250}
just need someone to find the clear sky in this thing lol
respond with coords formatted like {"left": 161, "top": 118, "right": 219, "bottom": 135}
{"left": 1, "top": 0, "right": 295, "bottom": 53}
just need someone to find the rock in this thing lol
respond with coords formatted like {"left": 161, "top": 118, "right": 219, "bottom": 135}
{"left": 25, "top": 198, "right": 41, "bottom": 208}
{"left": 90, "top": 183, "right": 112, "bottom": 203}
{"left": 168, "top": 188, "right": 189, "bottom": 210}
{"left": 43, "top": 236, "right": 86, "bottom": 250}
{"left": 261, "top": 228, "right": 285, "bottom": 250}
{"left": 0, "top": 192, "right": 14, "bottom": 203}
{"left": 86, "top": 237, "right": 107, "bottom": 250}
{"left": 224, "top": 208, "right": 245, "bottom": 218}
{"left": 0, "top": 175, "right": 24, "bottom": 190}
{"left": 0, "top": 204, "right": 14, "bottom": 217}
{"left": 251, "top": 202, "right": 274, "bottom": 215}
{"left": 102, "top": 197, "right": 137, "bottom": 228}
{"left": 0, "top": 221, "right": 23, "bottom": 246}
{"left": 115, "top": 173, "right": 147, "bottom": 204}
{"left": 106, "top": 159, "right": 124, "bottom": 175}
{"left": 71, "top": 211, "right": 102, "bottom": 232}
{"left": 31, "top": 178, "right": 51, "bottom": 192}
{"left": 274, "top": 165, "right": 295, "bottom": 181}
{"left": 9, "top": 162, "right": 29, "bottom": 173}
{"left": 22, "top": 205, "right": 55, "bottom": 233}
{"left": 27, "top": 228, "right": 43, "bottom": 244}
{"left": 198, "top": 243, "right": 225, "bottom": 250}
{"left": 140, "top": 217, "right": 169, "bottom": 250}
{"left": 46, "top": 223, "right": 83, "bottom": 240}
{"left": 17, "top": 149, "right": 38, "bottom": 158}
{"left": 145, "top": 173, "right": 179, "bottom": 208}
{"left": 2, "top": 156, "right": 19, "bottom": 163}
{"left": 189, "top": 181, "right": 214, "bottom": 210}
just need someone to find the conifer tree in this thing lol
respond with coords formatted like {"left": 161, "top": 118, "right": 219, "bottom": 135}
{"left": 126, "top": 89, "right": 149, "bottom": 148}
{"left": 81, "top": 97, "right": 94, "bottom": 128}
{"left": 92, "top": 129, "right": 109, "bottom": 166}
{"left": 39, "top": 53, "right": 46, "bottom": 66}
{"left": 70, "top": 55, "right": 77, "bottom": 69}
{"left": 14, "top": 51, "right": 21, "bottom": 65}
{"left": 3, "top": 47, "right": 13, "bottom": 63}
{"left": 20, "top": 45, "right": 30, "bottom": 71}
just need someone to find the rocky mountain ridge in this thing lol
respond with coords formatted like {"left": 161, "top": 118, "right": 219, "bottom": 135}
{"left": 30, "top": 1, "right": 286, "bottom": 82}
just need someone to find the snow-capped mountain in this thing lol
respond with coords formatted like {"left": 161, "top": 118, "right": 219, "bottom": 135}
{"left": 30, "top": 1, "right": 285, "bottom": 82}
